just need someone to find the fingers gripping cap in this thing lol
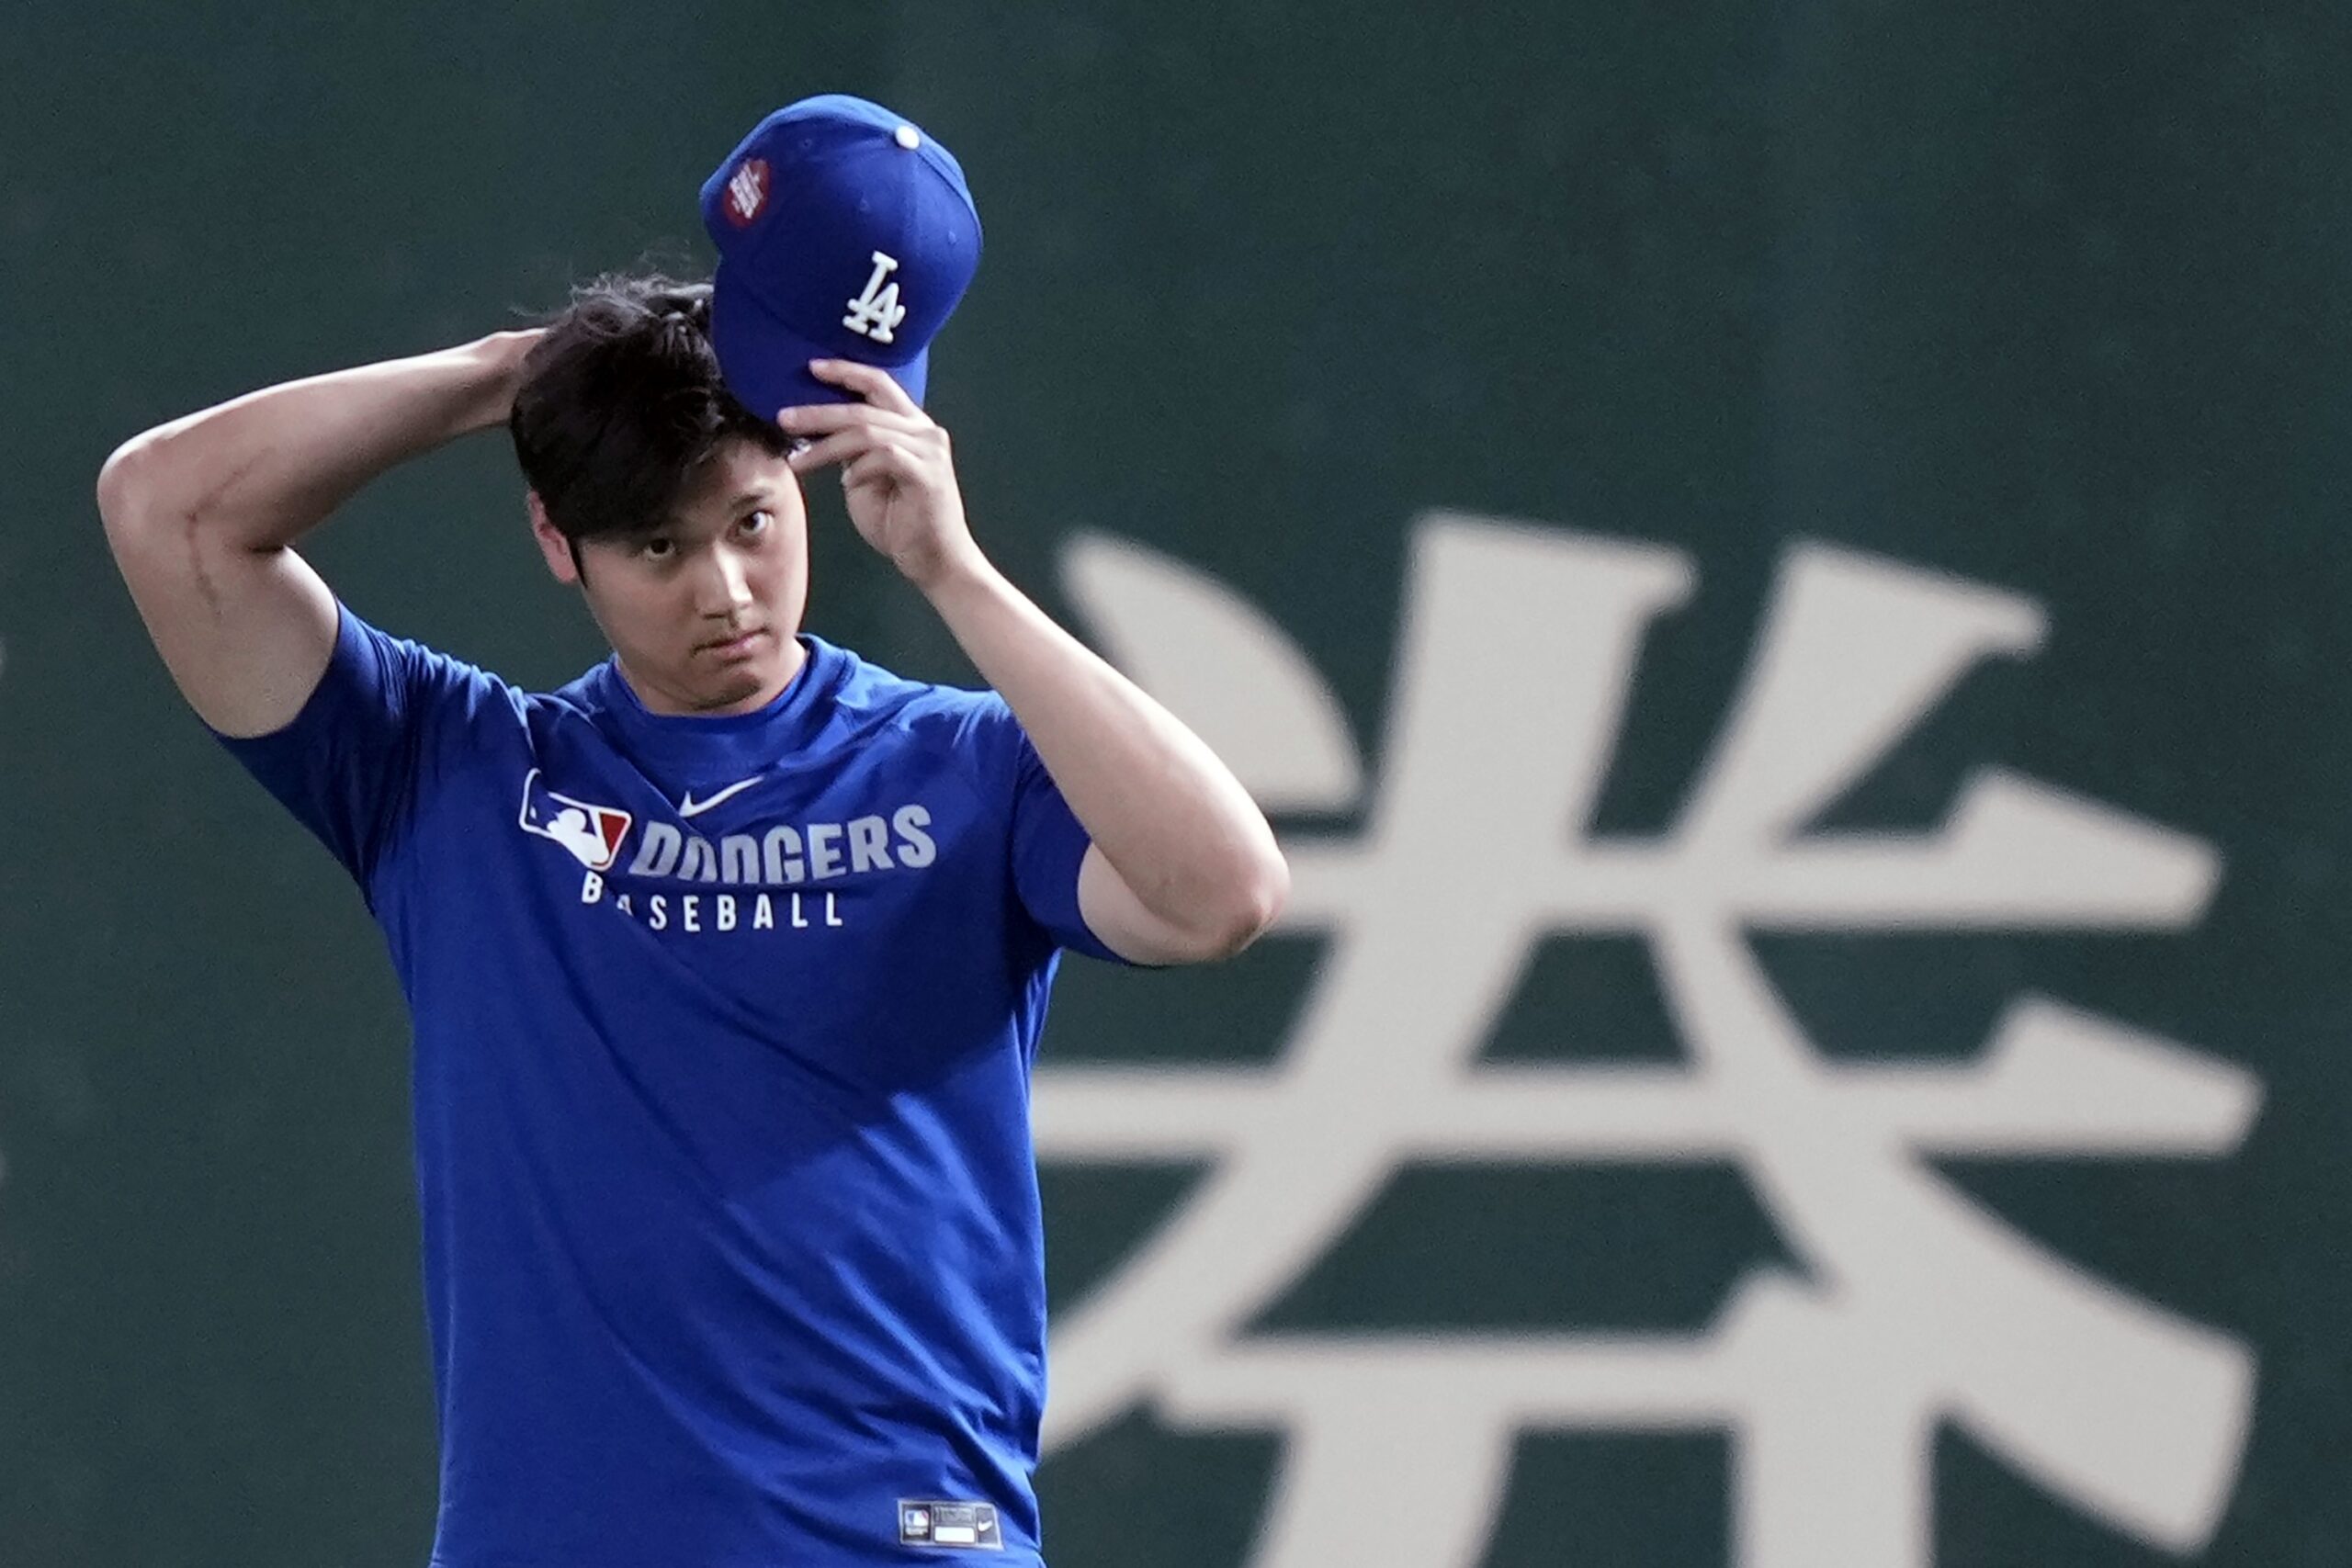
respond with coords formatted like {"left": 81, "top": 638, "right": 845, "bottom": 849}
{"left": 699, "top": 95, "right": 981, "bottom": 416}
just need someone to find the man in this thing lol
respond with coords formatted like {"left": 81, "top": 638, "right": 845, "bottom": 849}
{"left": 96, "top": 100, "right": 1285, "bottom": 1568}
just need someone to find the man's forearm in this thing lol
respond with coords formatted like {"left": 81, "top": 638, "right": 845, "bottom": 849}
{"left": 97, "top": 330, "right": 537, "bottom": 549}
{"left": 920, "top": 554, "right": 1287, "bottom": 940}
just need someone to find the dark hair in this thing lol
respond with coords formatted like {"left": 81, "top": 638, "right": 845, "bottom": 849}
{"left": 507, "top": 272, "right": 789, "bottom": 547}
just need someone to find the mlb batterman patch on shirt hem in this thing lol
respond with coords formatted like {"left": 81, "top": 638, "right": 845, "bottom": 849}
{"left": 900, "top": 1499, "right": 1003, "bottom": 1550}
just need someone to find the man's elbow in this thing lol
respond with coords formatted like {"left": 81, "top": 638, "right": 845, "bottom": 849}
{"left": 96, "top": 437, "right": 151, "bottom": 533}
{"left": 96, "top": 433, "right": 174, "bottom": 541}
{"left": 1195, "top": 850, "right": 1290, "bottom": 961}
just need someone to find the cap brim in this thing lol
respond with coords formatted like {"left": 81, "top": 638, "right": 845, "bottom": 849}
{"left": 709, "top": 265, "right": 932, "bottom": 419}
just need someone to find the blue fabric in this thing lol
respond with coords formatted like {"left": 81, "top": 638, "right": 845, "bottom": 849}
{"left": 214, "top": 603, "right": 1125, "bottom": 1567}
{"left": 700, "top": 94, "right": 982, "bottom": 414}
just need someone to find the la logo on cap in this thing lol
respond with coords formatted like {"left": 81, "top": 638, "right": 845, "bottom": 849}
{"left": 722, "top": 158, "right": 770, "bottom": 227}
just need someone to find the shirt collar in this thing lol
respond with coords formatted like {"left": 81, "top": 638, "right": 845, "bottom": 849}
{"left": 577, "top": 634, "right": 853, "bottom": 784}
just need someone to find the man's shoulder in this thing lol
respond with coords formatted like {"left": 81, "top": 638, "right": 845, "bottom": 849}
{"left": 825, "top": 638, "right": 1003, "bottom": 727}
{"left": 301, "top": 603, "right": 538, "bottom": 727}
{"left": 820, "top": 638, "right": 1013, "bottom": 772}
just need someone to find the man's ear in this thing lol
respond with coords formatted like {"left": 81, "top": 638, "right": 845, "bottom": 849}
{"left": 526, "top": 491, "right": 582, "bottom": 586}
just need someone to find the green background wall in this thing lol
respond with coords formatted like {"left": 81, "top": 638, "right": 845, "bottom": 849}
{"left": 3, "top": 2, "right": 2346, "bottom": 1564}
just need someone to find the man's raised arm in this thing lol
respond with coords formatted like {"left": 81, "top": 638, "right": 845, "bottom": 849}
{"left": 781, "top": 358, "right": 1290, "bottom": 967}
{"left": 96, "top": 330, "right": 540, "bottom": 738}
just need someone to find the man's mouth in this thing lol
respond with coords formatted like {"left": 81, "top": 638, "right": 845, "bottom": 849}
{"left": 700, "top": 628, "right": 765, "bottom": 658}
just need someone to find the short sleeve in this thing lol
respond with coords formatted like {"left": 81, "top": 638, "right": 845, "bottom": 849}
{"left": 209, "top": 602, "right": 473, "bottom": 892}
{"left": 973, "top": 696, "right": 1133, "bottom": 966}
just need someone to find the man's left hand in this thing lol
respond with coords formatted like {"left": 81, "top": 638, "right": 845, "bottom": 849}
{"left": 779, "top": 361, "right": 981, "bottom": 592}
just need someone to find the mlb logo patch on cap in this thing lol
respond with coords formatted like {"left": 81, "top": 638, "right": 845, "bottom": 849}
{"left": 698, "top": 94, "right": 982, "bottom": 416}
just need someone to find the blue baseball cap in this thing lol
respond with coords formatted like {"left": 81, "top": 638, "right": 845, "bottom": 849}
{"left": 699, "top": 95, "right": 982, "bottom": 416}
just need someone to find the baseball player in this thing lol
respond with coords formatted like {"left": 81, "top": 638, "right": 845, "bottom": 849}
{"left": 96, "top": 96, "right": 1286, "bottom": 1567}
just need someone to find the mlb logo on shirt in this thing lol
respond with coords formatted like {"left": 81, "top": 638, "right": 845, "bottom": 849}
{"left": 516, "top": 768, "right": 633, "bottom": 872}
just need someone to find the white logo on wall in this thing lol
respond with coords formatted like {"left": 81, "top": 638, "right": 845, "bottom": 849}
{"left": 843, "top": 252, "right": 907, "bottom": 344}
{"left": 1036, "top": 514, "right": 2258, "bottom": 1568}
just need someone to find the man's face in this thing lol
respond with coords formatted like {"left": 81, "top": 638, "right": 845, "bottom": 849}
{"left": 531, "top": 436, "right": 810, "bottom": 716}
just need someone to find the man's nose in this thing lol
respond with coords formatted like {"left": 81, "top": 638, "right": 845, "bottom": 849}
{"left": 694, "top": 547, "right": 755, "bottom": 618}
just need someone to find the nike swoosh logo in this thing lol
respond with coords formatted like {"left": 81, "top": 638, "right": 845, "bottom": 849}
{"left": 678, "top": 776, "right": 763, "bottom": 818}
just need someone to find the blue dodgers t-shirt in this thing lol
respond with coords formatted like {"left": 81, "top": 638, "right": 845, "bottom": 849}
{"left": 215, "top": 603, "right": 1125, "bottom": 1568}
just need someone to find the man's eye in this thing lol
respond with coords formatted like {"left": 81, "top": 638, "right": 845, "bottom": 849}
{"left": 640, "top": 537, "right": 675, "bottom": 560}
{"left": 741, "top": 509, "right": 774, "bottom": 536}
